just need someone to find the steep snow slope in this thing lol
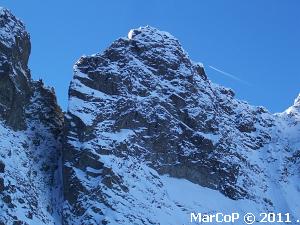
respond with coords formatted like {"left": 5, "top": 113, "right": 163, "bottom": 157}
{"left": 0, "top": 8, "right": 63, "bottom": 224}
{"left": 64, "top": 26, "right": 300, "bottom": 224}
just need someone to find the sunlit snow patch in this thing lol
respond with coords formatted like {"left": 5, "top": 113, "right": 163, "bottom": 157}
{"left": 128, "top": 29, "right": 134, "bottom": 39}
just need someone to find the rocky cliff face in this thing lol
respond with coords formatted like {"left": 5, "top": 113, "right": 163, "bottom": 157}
{"left": 0, "top": 8, "right": 299, "bottom": 225}
{"left": 0, "top": 7, "right": 31, "bottom": 130}
{"left": 0, "top": 8, "right": 63, "bottom": 224}
{"left": 63, "top": 26, "right": 300, "bottom": 224}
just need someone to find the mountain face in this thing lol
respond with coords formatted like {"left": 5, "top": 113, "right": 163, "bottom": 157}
{"left": 0, "top": 8, "right": 63, "bottom": 224}
{"left": 0, "top": 8, "right": 299, "bottom": 225}
{"left": 63, "top": 26, "right": 300, "bottom": 224}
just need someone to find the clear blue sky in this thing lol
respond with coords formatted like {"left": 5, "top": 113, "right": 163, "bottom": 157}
{"left": 3, "top": 1, "right": 300, "bottom": 112}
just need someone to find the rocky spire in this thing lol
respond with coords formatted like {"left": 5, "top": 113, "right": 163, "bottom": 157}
{"left": 0, "top": 7, "right": 31, "bottom": 130}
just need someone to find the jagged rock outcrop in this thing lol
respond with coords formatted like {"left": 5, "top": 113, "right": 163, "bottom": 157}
{"left": 63, "top": 26, "right": 300, "bottom": 224}
{"left": 0, "top": 7, "right": 31, "bottom": 130}
{"left": 0, "top": 8, "right": 63, "bottom": 224}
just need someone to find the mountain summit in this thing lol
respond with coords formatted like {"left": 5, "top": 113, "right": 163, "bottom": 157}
{"left": 0, "top": 9, "right": 299, "bottom": 225}
{"left": 293, "top": 93, "right": 300, "bottom": 109}
{"left": 63, "top": 26, "right": 300, "bottom": 224}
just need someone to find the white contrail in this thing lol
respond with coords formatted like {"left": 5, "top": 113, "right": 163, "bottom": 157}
{"left": 208, "top": 65, "right": 251, "bottom": 86}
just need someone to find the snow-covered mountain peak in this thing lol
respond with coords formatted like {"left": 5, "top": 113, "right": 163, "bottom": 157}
{"left": 125, "top": 26, "right": 188, "bottom": 63}
{"left": 293, "top": 93, "right": 300, "bottom": 108}
{"left": 283, "top": 94, "right": 300, "bottom": 124}
{"left": 127, "top": 25, "right": 177, "bottom": 42}
{"left": 62, "top": 26, "right": 300, "bottom": 224}
{"left": 0, "top": 7, "right": 28, "bottom": 48}
{"left": 284, "top": 93, "right": 300, "bottom": 116}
